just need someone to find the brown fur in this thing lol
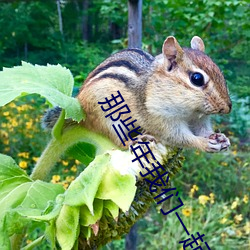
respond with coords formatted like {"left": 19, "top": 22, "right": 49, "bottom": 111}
{"left": 77, "top": 36, "right": 232, "bottom": 152}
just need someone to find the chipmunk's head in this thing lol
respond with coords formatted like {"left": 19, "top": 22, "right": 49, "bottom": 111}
{"left": 151, "top": 36, "right": 232, "bottom": 117}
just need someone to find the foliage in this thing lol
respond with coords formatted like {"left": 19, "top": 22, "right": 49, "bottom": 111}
{"left": 136, "top": 192, "right": 249, "bottom": 250}
{"left": 0, "top": 62, "right": 84, "bottom": 121}
{"left": 1, "top": 94, "right": 248, "bottom": 249}
{"left": 0, "top": 0, "right": 249, "bottom": 99}
{"left": 173, "top": 145, "right": 250, "bottom": 202}
{"left": 0, "top": 62, "right": 182, "bottom": 249}
{"left": 0, "top": 0, "right": 249, "bottom": 249}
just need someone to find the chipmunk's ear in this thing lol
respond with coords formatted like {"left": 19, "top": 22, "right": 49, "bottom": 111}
{"left": 191, "top": 36, "right": 205, "bottom": 52}
{"left": 162, "top": 36, "right": 184, "bottom": 63}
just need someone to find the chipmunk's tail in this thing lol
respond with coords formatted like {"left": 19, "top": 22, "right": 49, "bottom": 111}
{"left": 41, "top": 106, "right": 62, "bottom": 130}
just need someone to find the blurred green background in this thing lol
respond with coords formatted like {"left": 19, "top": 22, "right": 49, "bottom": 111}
{"left": 0, "top": 0, "right": 249, "bottom": 249}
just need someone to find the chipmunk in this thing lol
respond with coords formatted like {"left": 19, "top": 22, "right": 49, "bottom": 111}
{"left": 44, "top": 36, "right": 232, "bottom": 153}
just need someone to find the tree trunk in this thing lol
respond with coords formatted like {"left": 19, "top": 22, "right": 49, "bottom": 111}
{"left": 82, "top": 0, "right": 89, "bottom": 41}
{"left": 128, "top": 0, "right": 142, "bottom": 49}
{"left": 56, "top": 0, "right": 63, "bottom": 36}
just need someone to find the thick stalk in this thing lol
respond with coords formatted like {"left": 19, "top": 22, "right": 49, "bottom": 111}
{"left": 11, "top": 126, "right": 117, "bottom": 249}
{"left": 30, "top": 126, "right": 118, "bottom": 181}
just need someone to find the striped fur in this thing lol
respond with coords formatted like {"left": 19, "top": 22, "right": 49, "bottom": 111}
{"left": 84, "top": 49, "right": 154, "bottom": 88}
{"left": 77, "top": 36, "right": 232, "bottom": 152}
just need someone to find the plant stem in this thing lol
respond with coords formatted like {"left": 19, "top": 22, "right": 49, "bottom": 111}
{"left": 30, "top": 125, "right": 118, "bottom": 181}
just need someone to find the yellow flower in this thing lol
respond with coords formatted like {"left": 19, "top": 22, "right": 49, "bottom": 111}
{"left": 63, "top": 182, "right": 69, "bottom": 189}
{"left": 220, "top": 217, "right": 228, "bottom": 224}
{"left": 70, "top": 165, "right": 77, "bottom": 172}
{"left": 182, "top": 207, "right": 192, "bottom": 217}
{"left": 9, "top": 102, "right": 16, "bottom": 108}
{"left": 231, "top": 198, "right": 240, "bottom": 209}
{"left": 235, "top": 157, "right": 242, "bottom": 163}
{"left": 18, "top": 152, "right": 30, "bottom": 159}
{"left": 221, "top": 162, "right": 228, "bottom": 167}
{"left": 17, "top": 105, "right": 31, "bottom": 112}
{"left": 4, "top": 147, "right": 10, "bottom": 152}
{"left": 26, "top": 121, "right": 33, "bottom": 129}
{"left": 0, "top": 130, "right": 8, "bottom": 138}
{"left": 232, "top": 150, "right": 237, "bottom": 156}
{"left": 234, "top": 214, "right": 243, "bottom": 224}
{"left": 243, "top": 195, "right": 248, "bottom": 204}
{"left": 66, "top": 176, "right": 75, "bottom": 182}
{"left": 195, "top": 150, "right": 200, "bottom": 155}
{"left": 11, "top": 119, "right": 18, "bottom": 127}
{"left": 198, "top": 195, "right": 210, "bottom": 206}
{"left": 221, "top": 232, "right": 227, "bottom": 238}
{"left": 235, "top": 229, "right": 243, "bottom": 237}
{"left": 51, "top": 175, "right": 61, "bottom": 183}
{"left": 19, "top": 161, "right": 28, "bottom": 169}
{"left": 62, "top": 160, "right": 69, "bottom": 166}
{"left": 244, "top": 221, "right": 250, "bottom": 234}
{"left": 75, "top": 159, "right": 81, "bottom": 165}
{"left": 209, "top": 193, "right": 215, "bottom": 204}
{"left": 3, "top": 138, "right": 9, "bottom": 145}
{"left": 32, "top": 157, "right": 39, "bottom": 162}
{"left": 189, "top": 184, "right": 199, "bottom": 198}
{"left": 3, "top": 111, "right": 9, "bottom": 116}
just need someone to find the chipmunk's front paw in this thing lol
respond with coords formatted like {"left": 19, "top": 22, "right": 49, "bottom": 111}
{"left": 206, "top": 133, "right": 230, "bottom": 152}
{"left": 128, "top": 133, "right": 156, "bottom": 147}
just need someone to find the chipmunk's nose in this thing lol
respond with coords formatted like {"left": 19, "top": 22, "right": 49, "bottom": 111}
{"left": 219, "top": 101, "right": 232, "bottom": 114}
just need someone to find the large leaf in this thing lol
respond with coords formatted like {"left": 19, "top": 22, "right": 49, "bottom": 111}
{"left": 0, "top": 62, "right": 84, "bottom": 121}
{"left": 0, "top": 154, "right": 65, "bottom": 248}
{"left": 79, "top": 199, "right": 103, "bottom": 227}
{"left": 64, "top": 153, "right": 110, "bottom": 213}
{"left": 0, "top": 154, "right": 30, "bottom": 181}
{"left": 96, "top": 166, "right": 136, "bottom": 212}
{"left": 66, "top": 142, "right": 96, "bottom": 165}
{"left": 64, "top": 151, "right": 137, "bottom": 214}
{"left": 56, "top": 205, "right": 80, "bottom": 250}
{"left": 0, "top": 176, "right": 32, "bottom": 201}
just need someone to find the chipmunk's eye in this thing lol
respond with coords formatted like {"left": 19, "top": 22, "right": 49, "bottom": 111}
{"left": 190, "top": 72, "right": 204, "bottom": 87}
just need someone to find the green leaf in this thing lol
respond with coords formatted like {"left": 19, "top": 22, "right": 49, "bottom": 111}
{"left": 1, "top": 181, "right": 64, "bottom": 238}
{"left": 0, "top": 154, "right": 65, "bottom": 245}
{"left": 20, "top": 181, "right": 64, "bottom": 214}
{"left": 0, "top": 182, "right": 32, "bottom": 217}
{"left": 21, "top": 235, "right": 45, "bottom": 250}
{"left": 96, "top": 166, "right": 136, "bottom": 212}
{"left": 0, "top": 62, "right": 85, "bottom": 122}
{"left": 56, "top": 205, "right": 80, "bottom": 250}
{"left": 103, "top": 200, "right": 119, "bottom": 219}
{"left": 0, "top": 231, "right": 10, "bottom": 250}
{"left": 0, "top": 154, "right": 30, "bottom": 181}
{"left": 0, "top": 182, "right": 32, "bottom": 248}
{"left": 79, "top": 199, "right": 103, "bottom": 226}
{"left": 64, "top": 153, "right": 111, "bottom": 213}
{"left": 26, "top": 196, "right": 64, "bottom": 222}
{"left": 65, "top": 142, "right": 96, "bottom": 165}
{"left": 45, "top": 220, "right": 56, "bottom": 249}
{"left": 0, "top": 176, "right": 32, "bottom": 201}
